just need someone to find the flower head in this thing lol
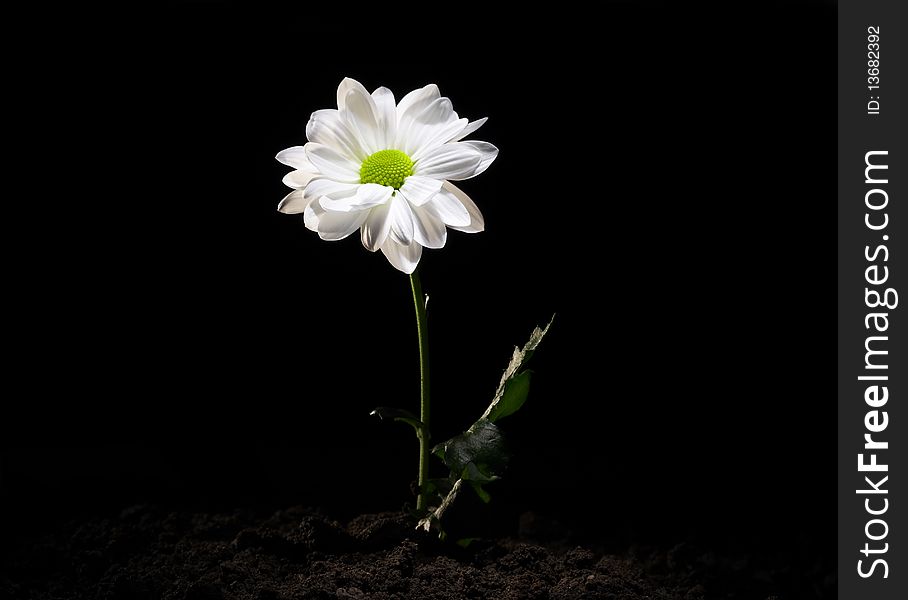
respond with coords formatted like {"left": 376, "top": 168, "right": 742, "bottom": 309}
{"left": 277, "top": 77, "right": 497, "bottom": 273}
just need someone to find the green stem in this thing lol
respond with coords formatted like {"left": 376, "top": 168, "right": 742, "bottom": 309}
{"left": 410, "top": 271, "right": 431, "bottom": 511}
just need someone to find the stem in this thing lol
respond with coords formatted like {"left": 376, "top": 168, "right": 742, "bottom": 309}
{"left": 410, "top": 271, "right": 431, "bottom": 511}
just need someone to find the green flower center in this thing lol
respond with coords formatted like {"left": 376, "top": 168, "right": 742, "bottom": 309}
{"left": 359, "top": 149, "right": 413, "bottom": 189}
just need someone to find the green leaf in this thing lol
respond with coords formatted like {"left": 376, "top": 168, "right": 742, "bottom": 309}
{"left": 468, "top": 481, "right": 491, "bottom": 504}
{"left": 433, "top": 418, "right": 509, "bottom": 477}
{"left": 456, "top": 537, "right": 481, "bottom": 548}
{"left": 462, "top": 461, "right": 499, "bottom": 483}
{"left": 417, "top": 478, "right": 464, "bottom": 533}
{"left": 370, "top": 407, "right": 425, "bottom": 434}
{"left": 485, "top": 370, "right": 532, "bottom": 423}
{"left": 480, "top": 316, "right": 553, "bottom": 423}
{"left": 423, "top": 478, "right": 455, "bottom": 497}
{"left": 419, "top": 316, "right": 555, "bottom": 540}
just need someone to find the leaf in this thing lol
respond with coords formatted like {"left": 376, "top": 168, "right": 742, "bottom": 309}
{"left": 481, "top": 316, "right": 554, "bottom": 423}
{"left": 433, "top": 418, "right": 509, "bottom": 478}
{"left": 417, "top": 478, "right": 464, "bottom": 532}
{"left": 419, "top": 316, "right": 555, "bottom": 537}
{"left": 423, "top": 478, "right": 455, "bottom": 498}
{"left": 456, "top": 537, "right": 481, "bottom": 548}
{"left": 370, "top": 407, "right": 425, "bottom": 433}
{"left": 416, "top": 475, "right": 492, "bottom": 534}
{"left": 468, "top": 481, "right": 491, "bottom": 504}
{"left": 485, "top": 370, "right": 531, "bottom": 423}
{"left": 462, "top": 461, "right": 499, "bottom": 484}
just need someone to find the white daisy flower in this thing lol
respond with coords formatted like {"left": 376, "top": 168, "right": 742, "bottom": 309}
{"left": 276, "top": 77, "right": 498, "bottom": 273}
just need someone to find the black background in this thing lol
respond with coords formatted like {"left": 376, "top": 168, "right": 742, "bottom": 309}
{"left": 2, "top": 0, "right": 834, "bottom": 561}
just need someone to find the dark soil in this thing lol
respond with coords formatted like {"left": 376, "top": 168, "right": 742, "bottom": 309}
{"left": 0, "top": 505, "right": 833, "bottom": 600}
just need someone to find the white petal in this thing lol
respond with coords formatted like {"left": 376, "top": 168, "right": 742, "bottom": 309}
{"left": 336, "top": 77, "right": 369, "bottom": 111}
{"left": 276, "top": 146, "right": 316, "bottom": 170}
{"left": 395, "top": 84, "right": 440, "bottom": 124}
{"left": 317, "top": 209, "right": 369, "bottom": 241}
{"left": 306, "top": 109, "right": 366, "bottom": 162}
{"left": 303, "top": 179, "right": 358, "bottom": 203}
{"left": 380, "top": 238, "right": 423, "bottom": 274}
{"left": 277, "top": 189, "right": 310, "bottom": 214}
{"left": 450, "top": 117, "right": 488, "bottom": 142}
{"left": 341, "top": 88, "right": 380, "bottom": 155}
{"left": 398, "top": 176, "right": 442, "bottom": 206}
{"left": 371, "top": 87, "right": 397, "bottom": 149}
{"left": 387, "top": 194, "right": 415, "bottom": 246}
{"left": 410, "top": 117, "right": 468, "bottom": 160}
{"left": 442, "top": 182, "right": 484, "bottom": 233}
{"left": 426, "top": 189, "right": 470, "bottom": 227}
{"left": 282, "top": 170, "right": 318, "bottom": 189}
{"left": 459, "top": 141, "right": 498, "bottom": 177}
{"left": 400, "top": 97, "right": 461, "bottom": 157}
{"left": 360, "top": 202, "right": 392, "bottom": 251}
{"left": 414, "top": 143, "right": 482, "bottom": 181}
{"left": 319, "top": 183, "right": 392, "bottom": 212}
{"left": 412, "top": 204, "right": 447, "bottom": 249}
{"left": 414, "top": 97, "right": 456, "bottom": 126}
{"left": 303, "top": 202, "right": 321, "bottom": 231}
{"left": 305, "top": 143, "right": 360, "bottom": 183}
